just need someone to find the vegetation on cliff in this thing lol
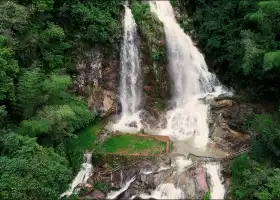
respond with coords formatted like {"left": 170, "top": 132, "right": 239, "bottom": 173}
{"left": 132, "top": 1, "right": 168, "bottom": 110}
{"left": 228, "top": 113, "right": 280, "bottom": 200}
{"left": 0, "top": 0, "right": 122, "bottom": 199}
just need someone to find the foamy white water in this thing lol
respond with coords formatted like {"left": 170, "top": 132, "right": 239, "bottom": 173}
{"left": 150, "top": 1, "right": 223, "bottom": 148}
{"left": 139, "top": 183, "right": 185, "bottom": 199}
{"left": 174, "top": 156, "right": 193, "bottom": 173}
{"left": 107, "top": 176, "right": 136, "bottom": 199}
{"left": 113, "top": 5, "right": 142, "bottom": 132}
{"left": 60, "top": 153, "right": 93, "bottom": 198}
{"left": 205, "top": 163, "right": 225, "bottom": 199}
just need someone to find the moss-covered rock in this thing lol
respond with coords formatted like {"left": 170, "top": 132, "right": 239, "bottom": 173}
{"left": 131, "top": 1, "right": 169, "bottom": 113}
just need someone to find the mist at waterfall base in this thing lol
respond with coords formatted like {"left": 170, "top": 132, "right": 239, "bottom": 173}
{"left": 60, "top": 152, "right": 93, "bottom": 198}
{"left": 113, "top": 5, "right": 143, "bottom": 133}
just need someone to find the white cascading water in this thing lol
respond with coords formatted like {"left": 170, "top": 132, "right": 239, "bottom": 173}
{"left": 149, "top": 1, "right": 225, "bottom": 199}
{"left": 113, "top": 5, "right": 142, "bottom": 132}
{"left": 107, "top": 176, "right": 136, "bottom": 199}
{"left": 150, "top": 1, "right": 220, "bottom": 147}
{"left": 139, "top": 183, "right": 185, "bottom": 199}
{"left": 60, "top": 152, "right": 93, "bottom": 198}
{"left": 205, "top": 163, "right": 226, "bottom": 199}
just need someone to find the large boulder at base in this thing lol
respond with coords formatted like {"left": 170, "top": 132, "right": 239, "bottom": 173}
{"left": 209, "top": 95, "right": 275, "bottom": 153}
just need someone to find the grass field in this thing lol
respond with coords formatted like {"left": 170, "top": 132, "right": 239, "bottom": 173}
{"left": 101, "top": 134, "right": 166, "bottom": 155}
{"left": 68, "top": 119, "right": 103, "bottom": 151}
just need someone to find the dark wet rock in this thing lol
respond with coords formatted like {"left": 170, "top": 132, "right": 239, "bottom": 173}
{"left": 167, "top": 100, "right": 177, "bottom": 110}
{"left": 128, "top": 121, "right": 138, "bottom": 128}
{"left": 82, "top": 154, "right": 221, "bottom": 200}
{"left": 199, "top": 94, "right": 215, "bottom": 105}
{"left": 210, "top": 99, "right": 234, "bottom": 109}
{"left": 82, "top": 189, "right": 105, "bottom": 200}
{"left": 157, "top": 154, "right": 172, "bottom": 165}
{"left": 214, "top": 93, "right": 240, "bottom": 102}
{"left": 115, "top": 100, "right": 122, "bottom": 114}
{"left": 139, "top": 110, "right": 158, "bottom": 130}
{"left": 208, "top": 95, "right": 275, "bottom": 153}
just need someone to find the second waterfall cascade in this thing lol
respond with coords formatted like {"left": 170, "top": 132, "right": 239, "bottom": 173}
{"left": 150, "top": 1, "right": 225, "bottom": 199}
{"left": 113, "top": 5, "right": 142, "bottom": 132}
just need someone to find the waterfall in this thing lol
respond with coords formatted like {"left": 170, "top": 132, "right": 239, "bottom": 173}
{"left": 205, "top": 163, "right": 226, "bottom": 199}
{"left": 150, "top": 1, "right": 225, "bottom": 199}
{"left": 150, "top": 1, "right": 223, "bottom": 148}
{"left": 113, "top": 5, "right": 142, "bottom": 132}
{"left": 107, "top": 176, "right": 136, "bottom": 199}
{"left": 60, "top": 152, "right": 93, "bottom": 198}
{"left": 139, "top": 183, "right": 185, "bottom": 199}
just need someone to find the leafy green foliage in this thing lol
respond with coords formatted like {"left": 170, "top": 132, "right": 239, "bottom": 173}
{"left": 0, "top": 36, "right": 19, "bottom": 102}
{"left": 0, "top": 0, "right": 122, "bottom": 199}
{"left": 250, "top": 114, "right": 280, "bottom": 162}
{"left": 263, "top": 51, "right": 280, "bottom": 71}
{"left": 94, "top": 181, "right": 111, "bottom": 193}
{"left": 229, "top": 156, "right": 280, "bottom": 200}
{"left": 20, "top": 101, "right": 94, "bottom": 143}
{"left": 182, "top": 0, "right": 280, "bottom": 100}
{"left": 203, "top": 191, "right": 211, "bottom": 200}
{"left": 66, "top": 120, "right": 103, "bottom": 172}
{"left": 132, "top": 1, "right": 168, "bottom": 108}
{"left": 132, "top": 1, "right": 166, "bottom": 63}
{"left": 16, "top": 68, "right": 44, "bottom": 119}
{"left": 0, "top": 131, "right": 72, "bottom": 200}
{"left": 229, "top": 112, "right": 280, "bottom": 200}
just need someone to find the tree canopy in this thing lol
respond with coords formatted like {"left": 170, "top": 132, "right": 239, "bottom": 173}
{"left": 0, "top": 0, "right": 122, "bottom": 199}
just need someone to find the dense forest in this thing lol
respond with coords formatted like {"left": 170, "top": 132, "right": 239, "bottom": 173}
{"left": 1, "top": 0, "right": 280, "bottom": 199}
{"left": 178, "top": 0, "right": 280, "bottom": 199}
{"left": 0, "top": 0, "right": 122, "bottom": 199}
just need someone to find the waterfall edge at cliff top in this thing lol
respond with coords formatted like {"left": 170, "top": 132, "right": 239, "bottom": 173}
{"left": 113, "top": 5, "right": 143, "bottom": 133}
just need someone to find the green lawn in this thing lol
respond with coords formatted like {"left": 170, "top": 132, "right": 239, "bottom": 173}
{"left": 69, "top": 120, "right": 103, "bottom": 150}
{"left": 101, "top": 134, "right": 166, "bottom": 155}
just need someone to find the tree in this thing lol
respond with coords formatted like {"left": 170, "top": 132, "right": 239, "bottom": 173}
{"left": 0, "top": 36, "right": 19, "bottom": 103}
{"left": 0, "top": 132, "right": 72, "bottom": 200}
{"left": 16, "top": 68, "right": 44, "bottom": 119}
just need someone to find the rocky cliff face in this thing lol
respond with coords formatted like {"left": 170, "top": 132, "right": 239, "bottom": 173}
{"left": 74, "top": 47, "right": 120, "bottom": 117}
{"left": 77, "top": 154, "right": 212, "bottom": 200}
{"left": 208, "top": 94, "right": 275, "bottom": 153}
{"left": 140, "top": 36, "right": 169, "bottom": 118}
{"left": 74, "top": 3, "right": 170, "bottom": 122}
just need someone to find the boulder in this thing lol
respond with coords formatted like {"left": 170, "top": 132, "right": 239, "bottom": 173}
{"left": 84, "top": 189, "right": 105, "bottom": 200}
{"left": 128, "top": 121, "right": 138, "bottom": 128}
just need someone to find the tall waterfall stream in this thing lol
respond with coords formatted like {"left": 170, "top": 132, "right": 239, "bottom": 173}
{"left": 64, "top": 1, "right": 229, "bottom": 199}
{"left": 113, "top": 5, "right": 143, "bottom": 133}
{"left": 148, "top": 1, "right": 226, "bottom": 199}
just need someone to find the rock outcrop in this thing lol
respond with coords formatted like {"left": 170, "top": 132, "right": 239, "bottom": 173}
{"left": 74, "top": 48, "right": 119, "bottom": 117}
{"left": 78, "top": 154, "right": 218, "bottom": 199}
{"left": 208, "top": 93, "right": 275, "bottom": 153}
